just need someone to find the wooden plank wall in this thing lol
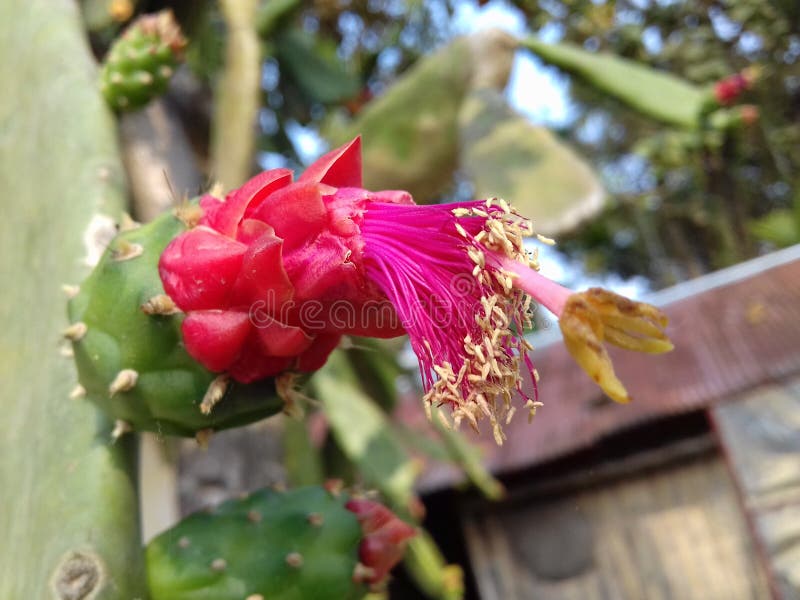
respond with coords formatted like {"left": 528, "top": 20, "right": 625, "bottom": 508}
{"left": 462, "top": 452, "right": 770, "bottom": 600}
{"left": 713, "top": 376, "right": 800, "bottom": 599}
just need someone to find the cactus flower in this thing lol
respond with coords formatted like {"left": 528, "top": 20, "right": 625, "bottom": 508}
{"left": 345, "top": 498, "right": 417, "bottom": 585}
{"left": 713, "top": 68, "right": 757, "bottom": 106}
{"left": 159, "top": 138, "right": 672, "bottom": 442}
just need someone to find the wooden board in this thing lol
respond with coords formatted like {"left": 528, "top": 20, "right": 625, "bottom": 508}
{"left": 462, "top": 452, "right": 770, "bottom": 600}
{"left": 713, "top": 377, "right": 800, "bottom": 598}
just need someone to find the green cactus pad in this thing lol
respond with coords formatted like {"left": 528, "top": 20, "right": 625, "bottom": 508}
{"left": 67, "top": 210, "right": 282, "bottom": 436}
{"left": 99, "top": 10, "right": 186, "bottom": 111}
{"left": 146, "top": 486, "right": 369, "bottom": 600}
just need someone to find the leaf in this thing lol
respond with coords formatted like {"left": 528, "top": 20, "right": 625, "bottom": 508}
{"left": 324, "top": 37, "right": 476, "bottom": 201}
{"left": 429, "top": 405, "right": 505, "bottom": 501}
{"left": 282, "top": 416, "right": 325, "bottom": 487}
{"left": 749, "top": 209, "right": 800, "bottom": 247}
{"left": 404, "top": 531, "right": 465, "bottom": 600}
{"left": 312, "top": 352, "right": 419, "bottom": 512}
{"left": 275, "top": 28, "right": 361, "bottom": 105}
{"left": 521, "top": 37, "right": 710, "bottom": 129}
{"left": 458, "top": 88, "right": 606, "bottom": 235}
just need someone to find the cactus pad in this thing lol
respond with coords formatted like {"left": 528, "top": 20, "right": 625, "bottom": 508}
{"left": 67, "top": 210, "right": 283, "bottom": 436}
{"left": 99, "top": 10, "right": 186, "bottom": 111}
{"left": 146, "top": 486, "right": 414, "bottom": 600}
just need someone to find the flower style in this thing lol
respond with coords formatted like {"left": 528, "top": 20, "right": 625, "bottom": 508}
{"left": 159, "top": 138, "right": 672, "bottom": 442}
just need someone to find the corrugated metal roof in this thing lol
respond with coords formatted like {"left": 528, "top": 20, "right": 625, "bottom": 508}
{"left": 414, "top": 247, "right": 800, "bottom": 491}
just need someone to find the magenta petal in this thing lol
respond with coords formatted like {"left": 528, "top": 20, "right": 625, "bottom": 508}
{"left": 159, "top": 227, "right": 246, "bottom": 311}
{"left": 182, "top": 310, "right": 251, "bottom": 372}
{"left": 298, "top": 137, "right": 362, "bottom": 188}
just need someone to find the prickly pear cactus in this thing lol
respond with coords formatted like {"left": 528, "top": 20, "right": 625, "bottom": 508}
{"left": 99, "top": 9, "right": 186, "bottom": 111}
{"left": 66, "top": 209, "right": 283, "bottom": 436}
{"left": 146, "top": 485, "right": 414, "bottom": 600}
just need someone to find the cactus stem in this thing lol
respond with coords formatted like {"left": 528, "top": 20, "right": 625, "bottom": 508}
{"left": 108, "top": 369, "right": 139, "bottom": 396}
{"left": 61, "top": 284, "right": 80, "bottom": 298}
{"left": 59, "top": 343, "right": 74, "bottom": 358}
{"left": 247, "top": 510, "right": 262, "bottom": 523}
{"left": 195, "top": 428, "right": 213, "bottom": 449}
{"left": 177, "top": 536, "right": 191, "bottom": 549}
{"left": 110, "top": 72, "right": 124, "bottom": 85}
{"left": 173, "top": 203, "right": 203, "bottom": 228}
{"left": 111, "top": 419, "right": 132, "bottom": 441}
{"left": 323, "top": 479, "right": 344, "bottom": 498}
{"left": 200, "top": 375, "right": 229, "bottom": 415}
{"left": 285, "top": 552, "right": 303, "bottom": 568}
{"left": 69, "top": 384, "right": 87, "bottom": 400}
{"left": 306, "top": 513, "right": 324, "bottom": 527}
{"left": 141, "top": 294, "right": 180, "bottom": 316}
{"left": 111, "top": 239, "right": 143, "bottom": 261}
{"left": 62, "top": 321, "right": 87, "bottom": 341}
{"left": 352, "top": 562, "right": 376, "bottom": 584}
{"left": 210, "top": 558, "right": 227, "bottom": 572}
{"left": 119, "top": 212, "right": 140, "bottom": 232}
{"left": 117, "top": 96, "right": 130, "bottom": 109}
{"left": 136, "top": 71, "right": 154, "bottom": 85}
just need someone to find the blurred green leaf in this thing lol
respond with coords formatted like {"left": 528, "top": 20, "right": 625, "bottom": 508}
{"left": 459, "top": 88, "right": 606, "bottom": 235}
{"left": 275, "top": 28, "right": 361, "bottom": 105}
{"left": 282, "top": 416, "right": 325, "bottom": 487}
{"left": 312, "top": 351, "right": 418, "bottom": 512}
{"left": 522, "top": 37, "right": 710, "bottom": 129}
{"left": 404, "top": 531, "right": 465, "bottom": 600}
{"left": 256, "top": 0, "right": 300, "bottom": 37}
{"left": 749, "top": 209, "right": 800, "bottom": 247}
{"left": 429, "top": 405, "right": 505, "bottom": 501}
{"left": 325, "top": 37, "right": 474, "bottom": 201}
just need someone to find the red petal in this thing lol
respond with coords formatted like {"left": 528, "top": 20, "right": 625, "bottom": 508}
{"left": 255, "top": 316, "right": 313, "bottom": 357}
{"left": 296, "top": 333, "right": 341, "bottom": 371}
{"left": 282, "top": 233, "right": 364, "bottom": 305}
{"left": 236, "top": 218, "right": 272, "bottom": 245}
{"left": 346, "top": 499, "right": 416, "bottom": 584}
{"left": 181, "top": 310, "right": 250, "bottom": 371}
{"left": 228, "top": 334, "right": 292, "bottom": 383}
{"left": 249, "top": 181, "right": 327, "bottom": 249}
{"left": 201, "top": 169, "right": 293, "bottom": 237}
{"left": 298, "top": 137, "right": 362, "bottom": 188}
{"left": 159, "top": 228, "right": 246, "bottom": 311}
{"left": 230, "top": 230, "right": 294, "bottom": 308}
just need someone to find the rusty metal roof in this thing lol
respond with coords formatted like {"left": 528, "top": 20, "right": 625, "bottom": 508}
{"left": 414, "top": 245, "right": 800, "bottom": 491}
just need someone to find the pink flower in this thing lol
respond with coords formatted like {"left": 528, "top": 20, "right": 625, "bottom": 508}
{"left": 160, "top": 138, "right": 672, "bottom": 441}
{"left": 346, "top": 497, "right": 416, "bottom": 585}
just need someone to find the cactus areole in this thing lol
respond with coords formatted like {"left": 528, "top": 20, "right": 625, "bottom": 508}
{"left": 67, "top": 137, "right": 672, "bottom": 440}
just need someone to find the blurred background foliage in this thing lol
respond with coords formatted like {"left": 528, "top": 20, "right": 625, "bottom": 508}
{"left": 85, "top": 0, "right": 800, "bottom": 289}
{"left": 80, "top": 1, "right": 799, "bottom": 597}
